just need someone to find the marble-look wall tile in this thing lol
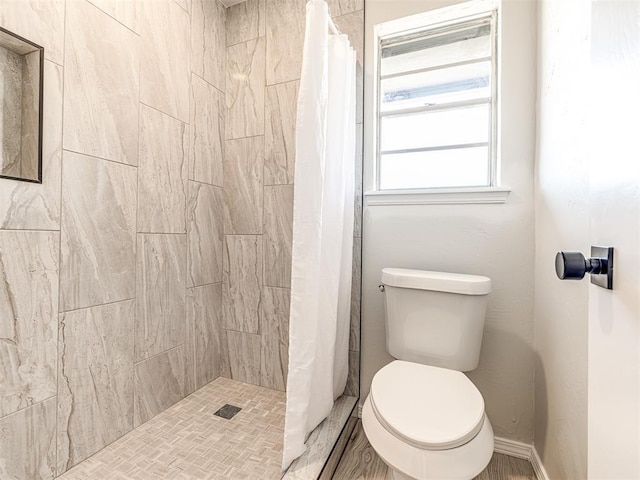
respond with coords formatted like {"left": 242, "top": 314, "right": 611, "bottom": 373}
{"left": 137, "top": 104, "right": 188, "bottom": 234}
{"left": 0, "top": 0, "right": 65, "bottom": 65}
{"left": 134, "top": 346, "right": 186, "bottom": 426}
{"left": 264, "top": 80, "right": 298, "bottom": 185}
{"left": 1, "top": 0, "right": 233, "bottom": 473}
{"left": 0, "top": 398, "right": 56, "bottom": 479}
{"left": 0, "top": 61, "right": 63, "bottom": 230}
{"left": 226, "top": 37, "right": 265, "bottom": 139}
{"left": 0, "top": 231, "right": 58, "bottom": 418}
{"left": 344, "top": 350, "right": 359, "bottom": 397}
{"left": 192, "top": 0, "right": 226, "bottom": 92}
{"left": 260, "top": 287, "right": 289, "bottom": 391}
{"left": 354, "top": 122, "right": 363, "bottom": 238}
{"left": 139, "top": 0, "right": 191, "bottom": 122}
{"left": 265, "top": 0, "right": 306, "bottom": 85}
{"left": 219, "top": 0, "right": 363, "bottom": 395}
{"left": 135, "top": 234, "right": 187, "bottom": 361}
{"left": 187, "top": 182, "right": 224, "bottom": 287}
{"left": 334, "top": 10, "right": 364, "bottom": 124}
{"left": 188, "top": 283, "right": 222, "bottom": 390}
{"left": 327, "top": 0, "right": 363, "bottom": 18}
{"left": 57, "top": 301, "right": 135, "bottom": 475}
{"left": 224, "top": 137, "right": 264, "bottom": 234}
{"left": 63, "top": 0, "right": 140, "bottom": 165}
{"left": 87, "top": 0, "right": 139, "bottom": 32}
{"left": 263, "top": 185, "right": 293, "bottom": 288}
{"left": 223, "top": 235, "right": 262, "bottom": 334}
{"left": 333, "top": 10, "right": 364, "bottom": 67}
{"left": 184, "top": 286, "right": 196, "bottom": 396}
{"left": 60, "top": 152, "right": 137, "bottom": 312}
{"left": 226, "top": 0, "right": 265, "bottom": 46}
{"left": 350, "top": 237, "right": 361, "bottom": 352}
{"left": 220, "top": 330, "right": 261, "bottom": 385}
{"left": 190, "top": 74, "right": 225, "bottom": 187}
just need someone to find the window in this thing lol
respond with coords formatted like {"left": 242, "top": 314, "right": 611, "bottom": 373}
{"left": 376, "top": 8, "right": 498, "bottom": 191}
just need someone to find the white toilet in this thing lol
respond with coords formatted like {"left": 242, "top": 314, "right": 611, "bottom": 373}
{"left": 362, "top": 268, "right": 494, "bottom": 480}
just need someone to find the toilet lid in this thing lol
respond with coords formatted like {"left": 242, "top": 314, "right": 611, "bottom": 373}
{"left": 370, "top": 361, "right": 485, "bottom": 450}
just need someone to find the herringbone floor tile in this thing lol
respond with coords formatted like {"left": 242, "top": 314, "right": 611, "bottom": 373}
{"left": 59, "top": 377, "right": 286, "bottom": 480}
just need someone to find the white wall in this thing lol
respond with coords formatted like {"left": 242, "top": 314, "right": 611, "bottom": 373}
{"left": 362, "top": 0, "right": 538, "bottom": 443}
{"left": 587, "top": 1, "right": 640, "bottom": 477}
{"left": 534, "top": 0, "right": 590, "bottom": 476}
{"left": 536, "top": 0, "right": 640, "bottom": 478}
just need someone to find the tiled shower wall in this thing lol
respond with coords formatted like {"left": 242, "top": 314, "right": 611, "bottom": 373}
{"left": 0, "top": 0, "right": 362, "bottom": 477}
{"left": 220, "top": 0, "right": 364, "bottom": 396}
{"left": 0, "top": 0, "right": 226, "bottom": 477}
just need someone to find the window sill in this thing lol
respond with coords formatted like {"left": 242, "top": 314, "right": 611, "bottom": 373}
{"left": 364, "top": 187, "right": 511, "bottom": 206}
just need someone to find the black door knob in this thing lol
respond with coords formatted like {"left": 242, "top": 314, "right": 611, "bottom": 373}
{"left": 555, "top": 252, "right": 588, "bottom": 279}
{"left": 555, "top": 251, "right": 606, "bottom": 280}
{"left": 555, "top": 247, "right": 614, "bottom": 289}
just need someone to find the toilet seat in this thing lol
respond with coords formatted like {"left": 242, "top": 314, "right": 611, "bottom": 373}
{"left": 370, "top": 361, "right": 485, "bottom": 450}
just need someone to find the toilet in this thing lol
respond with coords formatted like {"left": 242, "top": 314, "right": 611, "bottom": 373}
{"left": 362, "top": 268, "right": 494, "bottom": 480}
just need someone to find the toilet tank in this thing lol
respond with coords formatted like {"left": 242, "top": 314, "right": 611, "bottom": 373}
{"left": 381, "top": 268, "right": 491, "bottom": 372}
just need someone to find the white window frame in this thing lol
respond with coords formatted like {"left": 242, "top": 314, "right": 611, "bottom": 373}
{"left": 368, "top": 0, "right": 510, "bottom": 205}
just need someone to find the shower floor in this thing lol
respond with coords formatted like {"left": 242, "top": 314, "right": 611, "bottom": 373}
{"left": 59, "top": 377, "right": 285, "bottom": 480}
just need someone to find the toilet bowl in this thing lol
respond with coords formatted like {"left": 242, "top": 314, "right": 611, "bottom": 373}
{"left": 361, "top": 360, "right": 494, "bottom": 480}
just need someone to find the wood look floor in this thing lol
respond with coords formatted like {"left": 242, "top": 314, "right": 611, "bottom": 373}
{"left": 332, "top": 421, "right": 537, "bottom": 480}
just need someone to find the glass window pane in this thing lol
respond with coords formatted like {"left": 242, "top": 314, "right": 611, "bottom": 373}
{"left": 381, "top": 60, "right": 491, "bottom": 112}
{"left": 380, "top": 147, "right": 489, "bottom": 190}
{"left": 381, "top": 25, "right": 491, "bottom": 77}
{"left": 381, "top": 104, "right": 489, "bottom": 152}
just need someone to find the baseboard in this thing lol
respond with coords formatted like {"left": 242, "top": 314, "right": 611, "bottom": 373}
{"left": 494, "top": 437, "right": 550, "bottom": 480}
{"left": 494, "top": 437, "right": 532, "bottom": 459}
{"left": 530, "top": 444, "right": 551, "bottom": 480}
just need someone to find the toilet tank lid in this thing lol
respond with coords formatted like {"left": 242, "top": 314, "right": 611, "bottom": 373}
{"left": 381, "top": 268, "right": 491, "bottom": 295}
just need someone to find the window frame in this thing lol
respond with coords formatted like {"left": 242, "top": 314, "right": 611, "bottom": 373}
{"left": 370, "top": 0, "right": 509, "bottom": 203}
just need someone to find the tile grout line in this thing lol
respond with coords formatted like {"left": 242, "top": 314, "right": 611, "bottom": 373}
{"left": 189, "top": 177, "right": 223, "bottom": 189}
{"left": 59, "top": 297, "right": 137, "bottom": 316}
{"left": 184, "top": 50, "right": 193, "bottom": 391}
{"left": 133, "top": 17, "right": 143, "bottom": 432}
{"left": 83, "top": 0, "right": 140, "bottom": 37}
{"left": 61, "top": 148, "right": 137, "bottom": 170}
{"left": 56, "top": 0, "right": 69, "bottom": 473}
{"left": 0, "top": 394, "right": 57, "bottom": 422}
{"left": 139, "top": 100, "right": 189, "bottom": 127}
{"left": 0, "top": 228, "right": 60, "bottom": 233}
{"left": 133, "top": 342, "right": 186, "bottom": 367}
{"left": 191, "top": 70, "right": 225, "bottom": 98}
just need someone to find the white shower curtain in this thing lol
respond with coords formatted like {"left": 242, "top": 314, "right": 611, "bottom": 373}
{"left": 282, "top": 0, "right": 356, "bottom": 471}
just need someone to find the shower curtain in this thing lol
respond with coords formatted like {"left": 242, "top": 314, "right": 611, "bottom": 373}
{"left": 282, "top": 0, "right": 356, "bottom": 471}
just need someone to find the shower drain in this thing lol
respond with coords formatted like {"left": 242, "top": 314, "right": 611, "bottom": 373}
{"left": 213, "top": 404, "right": 242, "bottom": 420}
